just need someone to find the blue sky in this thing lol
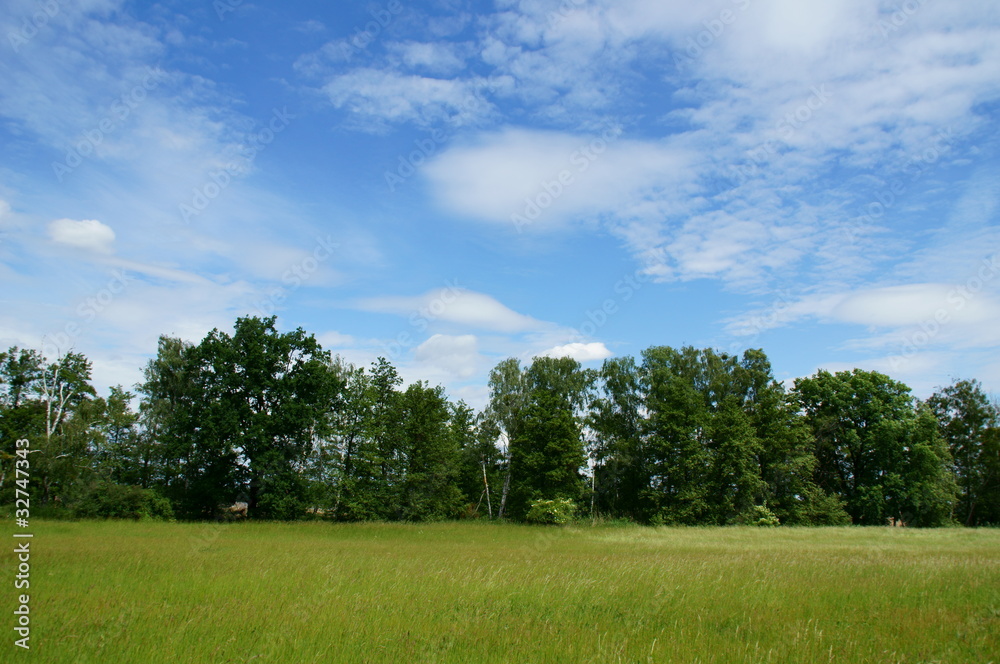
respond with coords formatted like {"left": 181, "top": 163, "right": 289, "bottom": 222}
{"left": 1, "top": 0, "right": 999, "bottom": 409}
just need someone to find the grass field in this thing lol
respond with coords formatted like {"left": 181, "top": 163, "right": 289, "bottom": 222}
{"left": 4, "top": 521, "right": 999, "bottom": 663}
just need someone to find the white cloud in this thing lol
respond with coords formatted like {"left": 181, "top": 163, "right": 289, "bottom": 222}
{"left": 723, "top": 291, "right": 840, "bottom": 338}
{"left": 357, "top": 287, "right": 547, "bottom": 333}
{"left": 48, "top": 218, "right": 116, "bottom": 253}
{"left": 388, "top": 41, "right": 467, "bottom": 75}
{"left": 832, "top": 284, "right": 999, "bottom": 328}
{"left": 4, "top": 0, "right": 1000, "bottom": 406}
{"left": 539, "top": 341, "right": 612, "bottom": 362}
{"left": 391, "top": 1, "right": 999, "bottom": 292}
{"left": 414, "top": 334, "right": 481, "bottom": 379}
{"left": 321, "top": 69, "right": 493, "bottom": 129}
{"left": 317, "top": 330, "right": 355, "bottom": 348}
{"left": 424, "top": 127, "right": 694, "bottom": 226}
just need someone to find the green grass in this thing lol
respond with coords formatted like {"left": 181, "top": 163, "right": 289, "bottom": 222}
{"left": 5, "top": 521, "right": 999, "bottom": 663}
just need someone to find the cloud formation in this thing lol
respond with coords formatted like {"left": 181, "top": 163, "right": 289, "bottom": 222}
{"left": 48, "top": 218, "right": 116, "bottom": 253}
{"left": 357, "top": 287, "right": 547, "bottom": 334}
{"left": 539, "top": 341, "right": 613, "bottom": 363}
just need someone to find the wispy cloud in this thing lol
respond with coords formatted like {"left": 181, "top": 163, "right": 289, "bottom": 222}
{"left": 357, "top": 287, "right": 548, "bottom": 334}
{"left": 310, "top": 0, "right": 1000, "bottom": 299}
{"left": 2, "top": 0, "right": 999, "bottom": 406}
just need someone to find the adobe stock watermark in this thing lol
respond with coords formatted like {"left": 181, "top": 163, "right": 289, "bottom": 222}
{"left": 541, "top": 0, "right": 591, "bottom": 30}
{"left": 7, "top": 0, "right": 61, "bottom": 53}
{"left": 379, "top": 280, "right": 465, "bottom": 361}
{"left": 567, "top": 268, "right": 650, "bottom": 342}
{"left": 511, "top": 124, "right": 623, "bottom": 233}
{"left": 251, "top": 235, "right": 339, "bottom": 317}
{"left": 179, "top": 107, "right": 294, "bottom": 224}
{"left": 337, "top": 0, "right": 403, "bottom": 59}
{"left": 672, "top": 0, "right": 754, "bottom": 70}
{"left": 41, "top": 269, "right": 135, "bottom": 359}
{"left": 384, "top": 80, "right": 498, "bottom": 192}
{"left": 844, "top": 126, "right": 954, "bottom": 243}
{"left": 213, "top": 0, "right": 245, "bottom": 20}
{"left": 52, "top": 68, "right": 164, "bottom": 183}
{"left": 888, "top": 253, "right": 999, "bottom": 371}
{"left": 876, "top": 0, "right": 932, "bottom": 40}
{"left": 12, "top": 437, "right": 33, "bottom": 650}
{"left": 219, "top": 0, "right": 404, "bottom": 52}
{"left": 384, "top": 127, "right": 446, "bottom": 192}
{"left": 733, "top": 84, "right": 833, "bottom": 183}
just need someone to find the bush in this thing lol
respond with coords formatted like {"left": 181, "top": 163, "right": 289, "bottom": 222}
{"left": 73, "top": 482, "right": 174, "bottom": 520}
{"left": 746, "top": 504, "right": 781, "bottom": 527}
{"left": 525, "top": 498, "right": 577, "bottom": 525}
{"left": 796, "top": 486, "right": 852, "bottom": 526}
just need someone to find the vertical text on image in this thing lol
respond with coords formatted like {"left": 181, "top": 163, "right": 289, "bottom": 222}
{"left": 13, "top": 438, "right": 33, "bottom": 650}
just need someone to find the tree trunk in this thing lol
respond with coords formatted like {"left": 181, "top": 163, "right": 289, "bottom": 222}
{"left": 482, "top": 462, "right": 492, "bottom": 519}
{"left": 590, "top": 469, "right": 596, "bottom": 520}
{"left": 498, "top": 465, "right": 511, "bottom": 519}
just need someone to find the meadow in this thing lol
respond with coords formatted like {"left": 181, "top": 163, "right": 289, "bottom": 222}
{"left": 5, "top": 520, "right": 999, "bottom": 663}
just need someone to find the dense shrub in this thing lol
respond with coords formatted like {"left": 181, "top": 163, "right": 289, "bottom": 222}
{"left": 740, "top": 504, "right": 780, "bottom": 527}
{"left": 525, "top": 498, "right": 577, "bottom": 525}
{"left": 73, "top": 482, "right": 174, "bottom": 520}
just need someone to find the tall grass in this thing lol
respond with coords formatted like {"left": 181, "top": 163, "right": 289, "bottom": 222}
{"left": 5, "top": 521, "right": 998, "bottom": 663}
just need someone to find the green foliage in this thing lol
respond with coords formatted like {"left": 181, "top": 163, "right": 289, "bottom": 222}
{"left": 399, "top": 382, "right": 466, "bottom": 521}
{"left": 4, "top": 329, "right": 996, "bottom": 529}
{"left": 928, "top": 379, "right": 1000, "bottom": 525}
{"left": 454, "top": 403, "right": 502, "bottom": 519}
{"left": 631, "top": 347, "right": 792, "bottom": 525}
{"left": 138, "top": 317, "right": 340, "bottom": 519}
{"left": 589, "top": 356, "right": 644, "bottom": 519}
{"left": 483, "top": 357, "right": 530, "bottom": 520}
{"left": 791, "top": 485, "right": 852, "bottom": 526}
{"left": 794, "top": 369, "right": 957, "bottom": 526}
{"left": 525, "top": 498, "right": 577, "bottom": 525}
{"left": 737, "top": 504, "right": 780, "bottom": 527}
{"left": 73, "top": 481, "right": 173, "bottom": 520}
{"left": 505, "top": 356, "right": 590, "bottom": 520}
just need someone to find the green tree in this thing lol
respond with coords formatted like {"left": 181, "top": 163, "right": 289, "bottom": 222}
{"left": 640, "top": 347, "right": 716, "bottom": 524}
{"left": 505, "top": 356, "right": 590, "bottom": 520}
{"left": 483, "top": 358, "right": 530, "bottom": 519}
{"left": 630, "top": 346, "right": 836, "bottom": 525}
{"left": 734, "top": 350, "right": 844, "bottom": 525}
{"left": 324, "top": 362, "right": 377, "bottom": 520}
{"left": 92, "top": 386, "right": 141, "bottom": 485}
{"left": 196, "top": 316, "right": 340, "bottom": 519}
{"left": 901, "top": 405, "right": 958, "bottom": 526}
{"left": 399, "top": 382, "right": 464, "bottom": 520}
{"left": 364, "top": 357, "right": 406, "bottom": 519}
{"left": 703, "top": 396, "right": 766, "bottom": 524}
{"left": 794, "top": 369, "right": 955, "bottom": 525}
{"left": 927, "top": 379, "right": 1000, "bottom": 525}
{"left": 453, "top": 403, "right": 501, "bottom": 518}
{"left": 138, "top": 319, "right": 341, "bottom": 519}
{"left": 0, "top": 347, "right": 45, "bottom": 498}
{"left": 589, "top": 356, "right": 644, "bottom": 519}
{"left": 34, "top": 351, "right": 97, "bottom": 504}
{"left": 137, "top": 335, "right": 217, "bottom": 516}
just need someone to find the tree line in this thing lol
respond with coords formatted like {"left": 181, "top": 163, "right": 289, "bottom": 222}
{"left": 1, "top": 316, "right": 998, "bottom": 526}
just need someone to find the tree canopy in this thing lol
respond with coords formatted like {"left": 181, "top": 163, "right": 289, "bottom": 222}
{"left": 2, "top": 317, "right": 996, "bottom": 526}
